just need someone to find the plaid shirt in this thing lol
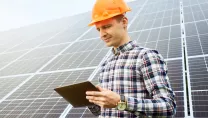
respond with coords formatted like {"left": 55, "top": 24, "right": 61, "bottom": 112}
{"left": 88, "top": 40, "right": 176, "bottom": 118}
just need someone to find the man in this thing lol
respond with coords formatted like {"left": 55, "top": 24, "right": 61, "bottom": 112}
{"left": 86, "top": 0, "right": 176, "bottom": 117}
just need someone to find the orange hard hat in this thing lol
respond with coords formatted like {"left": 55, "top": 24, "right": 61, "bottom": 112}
{"left": 88, "top": 0, "right": 131, "bottom": 26}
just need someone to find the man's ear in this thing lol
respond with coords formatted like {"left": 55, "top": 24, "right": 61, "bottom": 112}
{"left": 122, "top": 16, "right": 128, "bottom": 29}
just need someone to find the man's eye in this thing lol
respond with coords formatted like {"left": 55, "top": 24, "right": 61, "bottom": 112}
{"left": 105, "top": 25, "right": 111, "bottom": 28}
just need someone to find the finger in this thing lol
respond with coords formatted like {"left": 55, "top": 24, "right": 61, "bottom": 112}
{"left": 92, "top": 100, "right": 105, "bottom": 107}
{"left": 86, "top": 91, "right": 104, "bottom": 96}
{"left": 93, "top": 97, "right": 106, "bottom": 102}
{"left": 86, "top": 96, "right": 93, "bottom": 100}
{"left": 86, "top": 96, "right": 106, "bottom": 103}
{"left": 86, "top": 91, "right": 96, "bottom": 95}
{"left": 96, "top": 86, "right": 103, "bottom": 91}
{"left": 86, "top": 96, "right": 97, "bottom": 101}
{"left": 96, "top": 86, "right": 108, "bottom": 91}
{"left": 89, "top": 100, "right": 94, "bottom": 103}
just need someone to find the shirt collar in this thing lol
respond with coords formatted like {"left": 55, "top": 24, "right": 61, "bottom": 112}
{"left": 111, "top": 40, "right": 137, "bottom": 55}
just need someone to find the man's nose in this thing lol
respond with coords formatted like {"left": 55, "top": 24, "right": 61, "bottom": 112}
{"left": 100, "top": 29, "right": 107, "bottom": 39}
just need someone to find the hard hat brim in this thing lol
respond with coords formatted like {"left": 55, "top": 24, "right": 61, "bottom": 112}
{"left": 88, "top": 9, "right": 131, "bottom": 26}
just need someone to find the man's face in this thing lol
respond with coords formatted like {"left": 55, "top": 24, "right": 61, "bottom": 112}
{"left": 95, "top": 16, "right": 126, "bottom": 48}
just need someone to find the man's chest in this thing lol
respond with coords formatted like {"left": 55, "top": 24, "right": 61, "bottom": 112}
{"left": 101, "top": 52, "right": 141, "bottom": 72}
{"left": 99, "top": 52, "right": 147, "bottom": 95}
{"left": 99, "top": 52, "right": 144, "bottom": 84}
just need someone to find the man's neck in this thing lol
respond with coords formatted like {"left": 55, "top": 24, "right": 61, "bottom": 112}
{"left": 113, "top": 35, "right": 131, "bottom": 51}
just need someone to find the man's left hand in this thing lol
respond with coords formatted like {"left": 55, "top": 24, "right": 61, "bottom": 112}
{"left": 86, "top": 86, "right": 120, "bottom": 108}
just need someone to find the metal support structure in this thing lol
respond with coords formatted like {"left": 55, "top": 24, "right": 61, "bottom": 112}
{"left": 180, "top": 1, "right": 193, "bottom": 117}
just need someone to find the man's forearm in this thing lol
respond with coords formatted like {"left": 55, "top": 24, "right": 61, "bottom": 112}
{"left": 126, "top": 93, "right": 176, "bottom": 116}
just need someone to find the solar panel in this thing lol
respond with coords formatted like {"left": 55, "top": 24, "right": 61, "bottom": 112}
{"left": 182, "top": 0, "right": 208, "bottom": 117}
{"left": 7, "top": 69, "right": 94, "bottom": 100}
{"left": 0, "top": 76, "right": 29, "bottom": 100}
{"left": 6, "top": 31, "right": 60, "bottom": 52}
{"left": 0, "top": 50, "right": 27, "bottom": 63}
{"left": 0, "top": 0, "right": 208, "bottom": 117}
{"left": 0, "top": 98, "right": 68, "bottom": 118}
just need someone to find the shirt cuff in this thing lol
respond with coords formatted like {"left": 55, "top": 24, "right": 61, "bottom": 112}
{"left": 88, "top": 104, "right": 101, "bottom": 116}
{"left": 126, "top": 97, "right": 147, "bottom": 116}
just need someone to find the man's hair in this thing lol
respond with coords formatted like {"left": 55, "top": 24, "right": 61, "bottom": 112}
{"left": 114, "top": 14, "right": 125, "bottom": 23}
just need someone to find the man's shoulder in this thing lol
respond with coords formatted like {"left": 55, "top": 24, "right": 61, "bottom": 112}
{"left": 132, "top": 46, "right": 160, "bottom": 57}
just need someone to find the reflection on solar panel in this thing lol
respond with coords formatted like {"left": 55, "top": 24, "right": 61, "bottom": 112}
{"left": 0, "top": 0, "right": 207, "bottom": 117}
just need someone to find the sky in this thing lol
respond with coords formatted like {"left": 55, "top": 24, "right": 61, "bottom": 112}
{"left": 0, "top": 0, "right": 96, "bottom": 32}
{"left": 0, "top": 0, "right": 134, "bottom": 32}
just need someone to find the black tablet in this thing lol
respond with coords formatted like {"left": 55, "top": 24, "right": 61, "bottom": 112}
{"left": 54, "top": 81, "right": 99, "bottom": 107}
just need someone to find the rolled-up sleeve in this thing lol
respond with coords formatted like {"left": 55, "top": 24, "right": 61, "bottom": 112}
{"left": 126, "top": 50, "right": 177, "bottom": 117}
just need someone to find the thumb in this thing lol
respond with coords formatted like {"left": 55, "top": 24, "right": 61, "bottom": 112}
{"left": 96, "top": 86, "right": 108, "bottom": 91}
